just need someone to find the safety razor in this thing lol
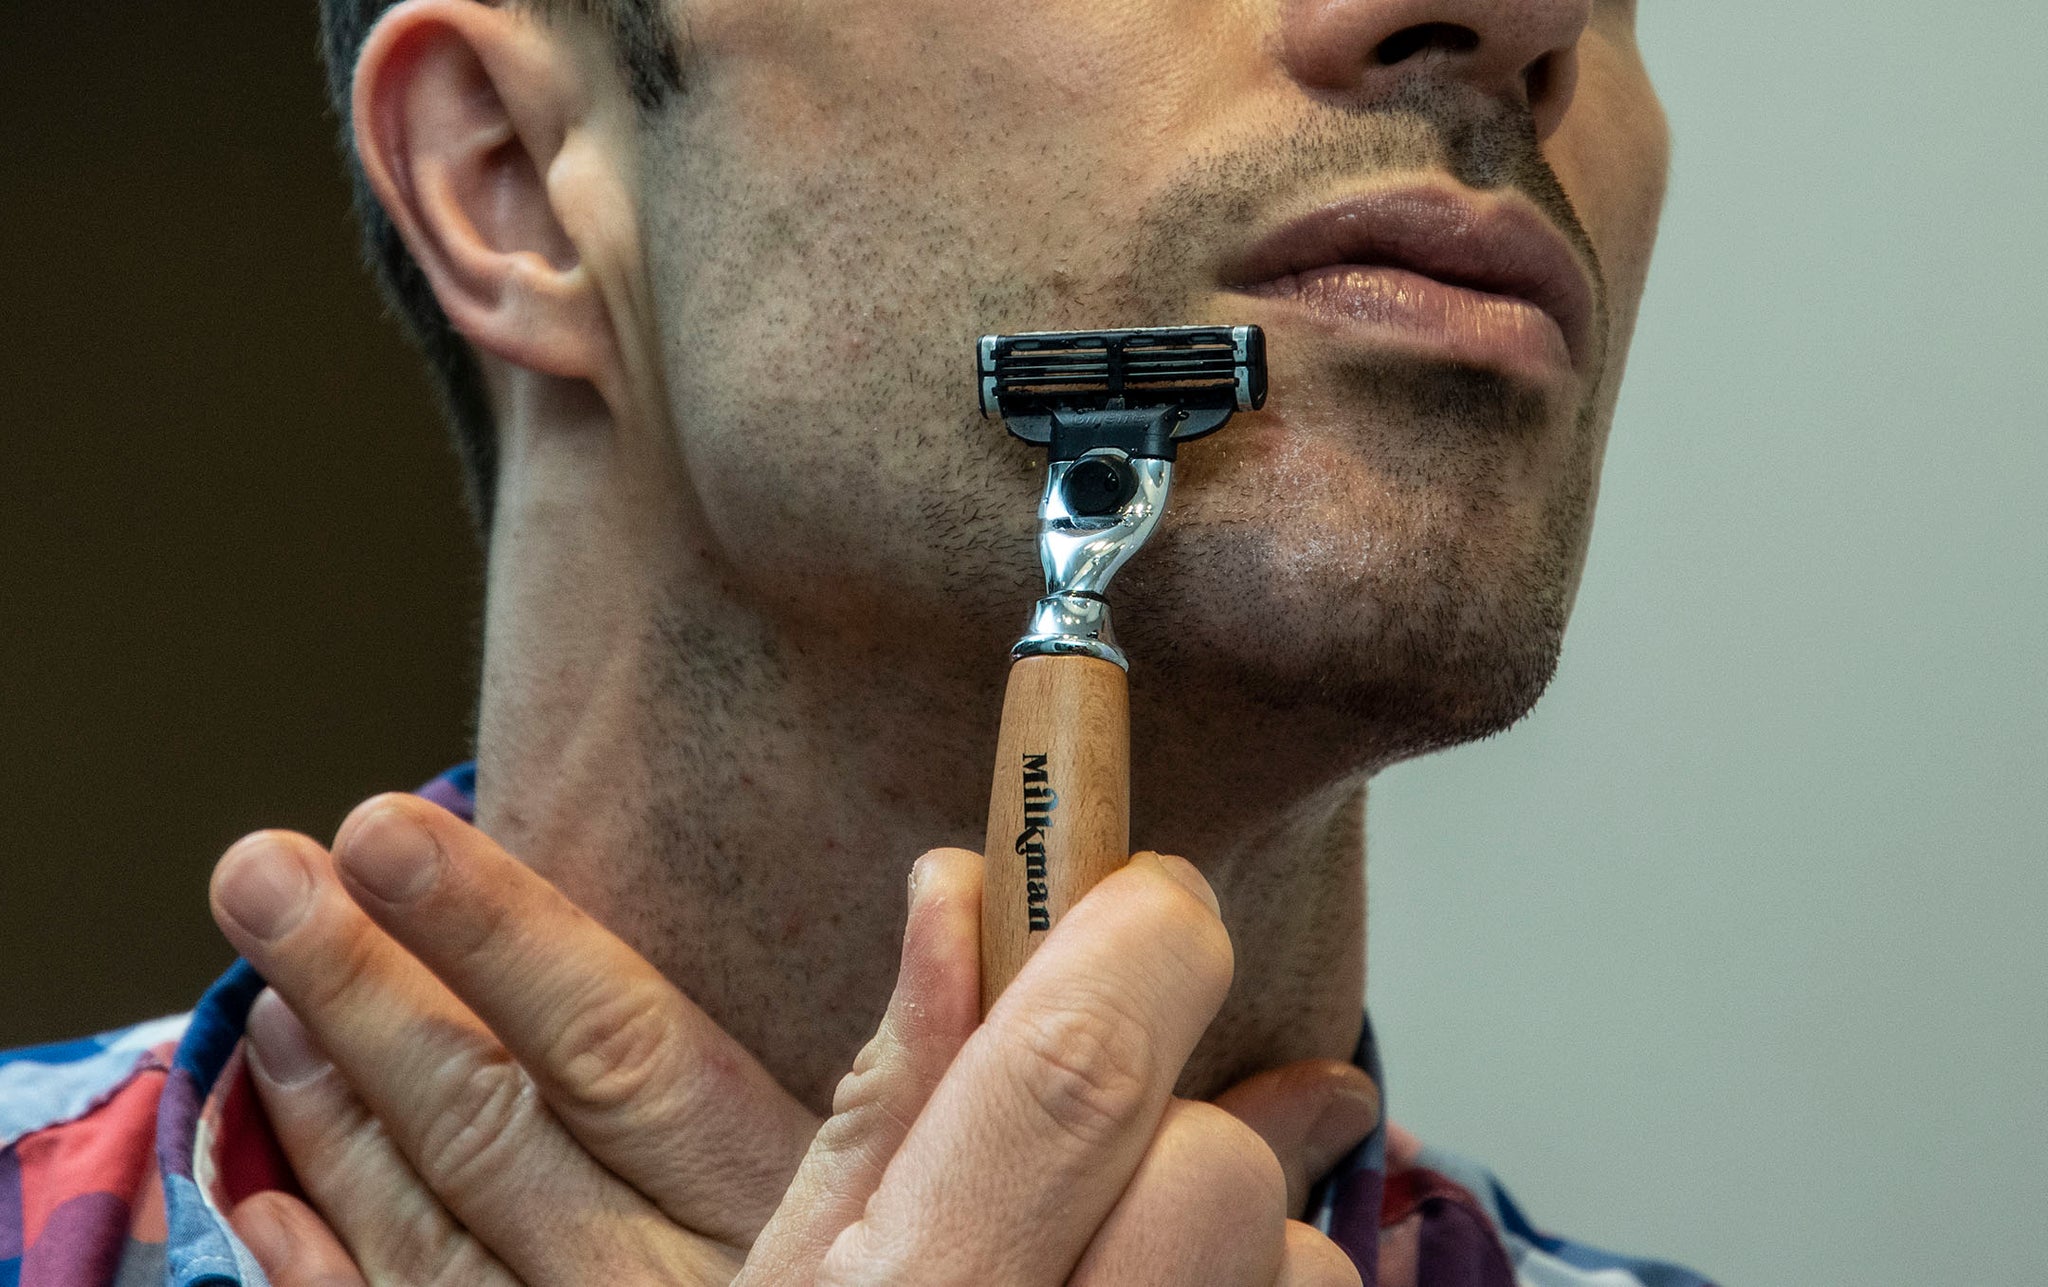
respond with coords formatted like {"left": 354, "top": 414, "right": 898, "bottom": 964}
{"left": 977, "top": 324, "right": 1267, "bottom": 1011}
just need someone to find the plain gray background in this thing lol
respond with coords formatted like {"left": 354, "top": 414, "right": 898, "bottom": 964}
{"left": 1370, "top": 2, "right": 2047, "bottom": 1283}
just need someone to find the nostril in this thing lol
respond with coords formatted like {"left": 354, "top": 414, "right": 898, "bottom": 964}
{"left": 1524, "top": 51, "right": 1557, "bottom": 104}
{"left": 1373, "top": 22, "right": 1482, "bottom": 67}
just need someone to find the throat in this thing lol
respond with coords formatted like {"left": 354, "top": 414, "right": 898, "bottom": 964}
{"left": 475, "top": 598, "right": 1370, "bottom": 1114}
{"left": 1173, "top": 783, "right": 1370, "bottom": 1100}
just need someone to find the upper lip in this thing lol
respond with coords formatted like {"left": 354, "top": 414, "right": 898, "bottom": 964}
{"left": 1221, "top": 184, "right": 1597, "bottom": 370}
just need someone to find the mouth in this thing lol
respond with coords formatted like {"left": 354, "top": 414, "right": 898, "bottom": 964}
{"left": 1220, "top": 184, "right": 1597, "bottom": 385}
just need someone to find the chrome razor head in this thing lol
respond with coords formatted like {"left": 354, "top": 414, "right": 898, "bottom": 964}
{"left": 977, "top": 325, "right": 1266, "bottom": 461}
{"left": 976, "top": 325, "right": 1271, "bottom": 665}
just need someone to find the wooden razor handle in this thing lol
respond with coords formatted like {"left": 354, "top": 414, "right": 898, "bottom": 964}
{"left": 980, "top": 653, "right": 1130, "bottom": 1014}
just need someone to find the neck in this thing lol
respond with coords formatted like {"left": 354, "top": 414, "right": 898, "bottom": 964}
{"left": 472, "top": 477, "right": 1369, "bottom": 1112}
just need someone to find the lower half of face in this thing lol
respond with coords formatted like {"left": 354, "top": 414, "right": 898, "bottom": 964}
{"left": 641, "top": 3, "right": 1665, "bottom": 763}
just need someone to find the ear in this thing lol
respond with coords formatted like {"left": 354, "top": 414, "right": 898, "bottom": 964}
{"left": 351, "top": 0, "right": 616, "bottom": 384}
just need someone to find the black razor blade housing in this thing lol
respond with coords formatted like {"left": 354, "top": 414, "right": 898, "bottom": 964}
{"left": 979, "top": 325, "right": 1266, "bottom": 461}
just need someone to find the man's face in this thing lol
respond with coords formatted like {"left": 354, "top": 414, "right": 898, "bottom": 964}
{"left": 635, "top": 0, "right": 1668, "bottom": 759}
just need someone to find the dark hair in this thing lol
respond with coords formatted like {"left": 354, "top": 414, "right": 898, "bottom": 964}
{"left": 316, "top": 0, "right": 682, "bottom": 537}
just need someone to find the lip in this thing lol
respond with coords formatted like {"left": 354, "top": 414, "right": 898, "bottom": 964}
{"left": 1221, "top": 185, "right": 1597, "bottom": 381}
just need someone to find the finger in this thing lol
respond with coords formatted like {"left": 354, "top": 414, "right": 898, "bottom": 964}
{"left": 1212, "top": 1059, "right": 1381, "bottom": 1216}
{"left": 240, "top": 990, "right": 515, "bottom": 1287}
{"left": 328, "top": 794, "right": 818, "bottom": 1242}
{"left": 1068, "top": 1099, "right": 1288, "bottom": 1286}
{"left": 823, "top": 851, "right": 1234, "bottom": 1286}
{"left": 213, "top": 834, "right": 720, "bottom": 1284}
{"left": 1274, "top": 1220, "right": 1366, "bottom": 1287}
{"left": 230, "top": 1191, "right": 368, "bottom": 1287}
{"left": 739, "top": 849, "right": 983, "bottom": 1284}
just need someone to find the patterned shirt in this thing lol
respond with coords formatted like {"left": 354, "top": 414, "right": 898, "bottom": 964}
{"left": 1, "top": 765, "right": 1713, "bottom": 1286}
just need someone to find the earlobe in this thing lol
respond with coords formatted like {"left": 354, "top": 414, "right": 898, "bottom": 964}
{"left": 352, "top": 0, "right": 611, "bottom": 382}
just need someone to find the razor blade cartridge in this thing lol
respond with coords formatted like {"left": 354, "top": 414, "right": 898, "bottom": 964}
{"left": 978, "top": 325, "right": 1266, "bottom": 460}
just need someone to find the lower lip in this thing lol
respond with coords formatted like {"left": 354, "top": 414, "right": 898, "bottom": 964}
{"left": 1236, "top": 265, "right": 1573, "bottom": 384}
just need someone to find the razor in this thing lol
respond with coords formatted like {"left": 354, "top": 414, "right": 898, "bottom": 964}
{"left": 976, "top": 324, "right": 1267, "bottom": 1011}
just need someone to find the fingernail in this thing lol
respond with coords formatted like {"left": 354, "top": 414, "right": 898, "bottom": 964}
{"left": 245, "top": 990, "right": 331, "bottom": 1088}
{"left": 216, "top": 836, "right": 313, "bottom": 941}
{"left": 1307, "top": 1074, "right": 1383, "bottom": 1175}
{"left": 337, "top": 803, "right": 442, "bottom": 904}
{"left": 1149, "top": 852, "right": 1222, "bottom": 918}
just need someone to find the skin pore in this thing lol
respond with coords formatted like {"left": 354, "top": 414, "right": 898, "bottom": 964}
{"left": 457, "top": 0, "right": 1670, "bottom": 1111}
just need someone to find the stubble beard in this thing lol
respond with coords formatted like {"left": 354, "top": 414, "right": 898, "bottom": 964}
{"left": 642, "top": 78, "right": 1612, "bottom": 784}
{"left": 1046, "top": 83, "right": 1614, "bottom": 769}
{"left": 1123, "top": 359, "right": 1599, "bottom": 771}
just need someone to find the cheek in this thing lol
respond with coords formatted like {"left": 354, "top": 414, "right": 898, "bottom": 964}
{"left": 1548, "top": 38, "right": 1671, "bottom": 312}
{"left": 701, "top": 0, "right": 1241, "bottom": 212}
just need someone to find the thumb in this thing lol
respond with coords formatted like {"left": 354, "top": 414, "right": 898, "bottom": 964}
{"left": 1213, "top": 1058, "right": 1382, "bottom": 1217}
{"left": 737, "top": 847, "right": 984, "bottom": 1282}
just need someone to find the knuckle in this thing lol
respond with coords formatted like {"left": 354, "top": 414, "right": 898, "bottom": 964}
{"left": 377, "top": 1203, "right": 470, "bottom": 1287}
{"left": 412, "top": 1231, "right": 506, "bottom": 1287}
{"left": 305, "top": 1094, "right": 390, "bottom": 1178}
{"left": 315, "top": 1120, "right": 489, "bottom": 1287}
{"left": 816, "top": 1221, "right": 919, "bottom": 1287}
{"left": 815, "top": 1227, "right": 866, "bottom": 1287}
{"left": 820, "top": 1066, "right": 876, "bottom": 1140}
{"left": 1004, "top": 993, "right": 1157, "bottom": 1149}
{"left": 411, "top": 1050, "right": 539, "bottom": 1201}
{"left": 816, "top": 1065, "right": 912, "bottom": 1160}
{"left": 541, "top": 983, "right": 680, "bottom": 1116}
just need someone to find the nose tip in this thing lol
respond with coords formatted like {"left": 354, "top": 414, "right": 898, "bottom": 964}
{"left": 1281, "top": 0, "right": 1591, "bottom": 141}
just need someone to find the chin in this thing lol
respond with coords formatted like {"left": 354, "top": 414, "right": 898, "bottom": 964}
{"left": 1115, "top": 368, "right": 1596, "bottom": 764}
{"left": 1123, "top": 534, "right": 1571, "bottom": 766}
